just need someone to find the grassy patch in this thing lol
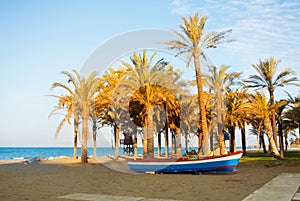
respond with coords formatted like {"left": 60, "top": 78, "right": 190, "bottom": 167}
{"left": 240, "top": 151, "right": 300, "bottom": 163}
{"left": 281, "top": 151, "right": 300, "bottom": 160}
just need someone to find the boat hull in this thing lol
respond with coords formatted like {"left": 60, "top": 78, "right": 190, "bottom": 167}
{"left": 127, "top": 151, "right": 243, "bottom": 174}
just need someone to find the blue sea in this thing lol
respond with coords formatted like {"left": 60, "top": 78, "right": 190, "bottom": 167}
{"left": 0, "top": 147, "right": 122, "bottom": 160}
{"left": 0, "top": 146, "right": 251, "bottom": 160}
{"left": 0, "top": 147, "right": 171, "bottom": 160}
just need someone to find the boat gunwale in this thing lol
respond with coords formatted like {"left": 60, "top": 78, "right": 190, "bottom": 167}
{"left": 127, "top": 151, "right": 243, "bottom": 163}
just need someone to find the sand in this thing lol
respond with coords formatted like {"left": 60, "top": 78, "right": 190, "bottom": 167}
{"left": 0, "top": 157, "right": 299, "bottom": 201}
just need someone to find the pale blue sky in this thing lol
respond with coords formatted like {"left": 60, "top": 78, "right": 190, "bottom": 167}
{"left": 1, "top": 0, "right": 299, "bottom": 147}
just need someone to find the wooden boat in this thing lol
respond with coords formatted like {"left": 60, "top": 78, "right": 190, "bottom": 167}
{"left": 127, "top": 151, "right": 243, "bottom": 174}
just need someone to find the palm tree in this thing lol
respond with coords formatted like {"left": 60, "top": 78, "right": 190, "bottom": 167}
{"left": 226, "top": 89, "right": 249, "bottom": 154}
{"left": 180, "top": 91, "right": 212, "bottom": 153}
{"left": 48, "top": 95, "right": 79, "bottom": 159}
{"left": 284, "top": 94, "right": 300, "bottom": 141}
{"left": 203, "top": 65, "right": 241, "bottom": 154}
{"left": 244, "top": 57, "right": 299, "bottom": 148}
{"left": 241, "top": 92, "right": 280, "bottom": 157}
{"left": 150, "top": 99, "right": 181, "bottom": 158}
{"left": 238, "top": 116, "right": 248, "bottom": 155}
{"left": 165, "top": 13, "right": 233, "bottom": 155}
{"left": 275, "top": 99, "right": 289, "bottom": 158}
{"left": 48, "top": 95, "right": 73, "bottom": 138}
{"left": 179, "top": 94, "right": 199, "bottom": 151}
{"left": 51, "top": 70, "right": 99, "bottom": 163}
{"left": 95, "top": 67, "right": 128, "bottom": 160}
{"left": 285, "top": 108, "right": 300, "bottom": 137}
{"left": 151, "top": 106, "right": 165, "bottom": 156}
{"left": 119, "top": 50, "right": 181, "bottom": 158}
{"left": 249, "top": 120, "right": 267, "bottom": 153}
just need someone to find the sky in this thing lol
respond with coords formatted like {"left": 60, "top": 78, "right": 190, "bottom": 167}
{"left": 0, "top": 0, "right": 300, "bottom": 148}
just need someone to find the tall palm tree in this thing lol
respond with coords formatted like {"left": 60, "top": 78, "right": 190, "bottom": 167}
{"left": 95, "top": 67, "right": 128, "bottom": 160}
{"left": 48, "top": 95, "right": 79, "bottom": 159}
{"left": 241, "top": 92, "right": 280, "bottom": 157}
{"left": 119, "top": 51, "right": 181, "bottom": 158}
{"left": 203, "top": 65, "right": 241, "bottom": 155}
{"left": 165, "top": 13, "right": 233, "bottom": 155}
{"left": 51, "top": 70, "right": 99, "bottom": 163}
{"left": 244, "top": 57, "right": 299, "bottom": 147}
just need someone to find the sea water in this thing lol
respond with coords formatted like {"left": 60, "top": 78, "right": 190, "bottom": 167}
{"left": 0, "top": 147, "right": 118, "bottom": 160}
{"left": 0, "top": 147, "right": 170, "bottom": 160}
{"left": 0, "top": 146, "right": 253, "bottom": 160}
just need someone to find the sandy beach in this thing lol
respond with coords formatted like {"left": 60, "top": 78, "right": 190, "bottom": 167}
{"left": 0, "top": 156, "right": 299, "bottom": 201}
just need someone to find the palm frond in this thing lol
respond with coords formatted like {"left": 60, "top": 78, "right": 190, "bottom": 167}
{"left": 243, "top": 75, "right": 267, "bottom": 89}
{"left": 51, "top": 82, "right": 75, "bottom": 97}
{"left": 55, "top": 117, "right": 68, "bottom": 138}
{"left": 48, "top": 106, "right": 62, "bottom": 119}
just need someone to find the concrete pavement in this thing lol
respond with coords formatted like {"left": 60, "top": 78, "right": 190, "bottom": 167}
{"left": 242, "top": 173, "right": 300, "bottom": 201}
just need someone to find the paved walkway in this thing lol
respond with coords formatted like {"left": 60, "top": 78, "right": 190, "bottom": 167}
{"left": 293, "top": 192, "right": 300, "bottom": 201}
{"left": 58, "top": 193, "right": 182, "bottom": 201}
{"left": 242, "top": 173, "right": 300, "bottom": 201}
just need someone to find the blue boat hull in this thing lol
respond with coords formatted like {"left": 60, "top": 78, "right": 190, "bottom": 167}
{"left": 128, "top": 152, "right": 243, "bottom": 174}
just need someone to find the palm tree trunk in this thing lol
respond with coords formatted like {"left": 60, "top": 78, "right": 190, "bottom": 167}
{"left": 284, "top": 133, "right": 288, "bottom": 151}
{"left": 165, "top": 130, "right": 169, "bottom": 157}
{"left": 73, "top": 132, "right": 78, "bottom": 159}
{"left": 81, "top": 112, "right": 89, "bottom": 164}
{"left": 164, "top": 103, "right": 169, "bottom": 158}
{"left": 145, "top": 107, "right": 154, "bottom": 158}
{"left": 241, "top": 124, "right": 247, "bottom": 155}
{"left": 198, "top": 130, "right": 203, "bottom": 154}
{"left": 210, "top": 131, "right": 214, "bottom": 151}
{"left": 278, "top": 121, "right": 284, "bottom": 158}
{"left": 219, "top": 132, "right": 226, "bottom": 155}
{"left": 73, "top": 114, "right": 79, "bottom": 159}
{"left": 265, "top": 117, "right": 280, "bottom": 157}
{"left": 269, "top": 89, "right": 278, "bottom": 148}
{"left": 176, "top": 127, "right": 182, "bottom": 157}
{"left": 93, "top": 118, "right": 97, "bottom": 157}
{"left": 229, "top": 126, "right": 236, "bottom": 153}
{"left": 115, "top": 125, "right": 120, "bottom": 160}
{"left": 194, "top": 52, "right": 209, "bottom": 155}
{"left": 185, "top": 134, "right": 188, "bottom": 152}
{"left": 143, "top": 127, "right": 148, "bottom": 156}
{"left": 268, "top": 143, "right": 272, "bottom": 154}
{"left": 158, "top": 131, "right": 161, "bottom": 157}
{"left": 113, "top": 125, "right": 117, "bottom": 149}
{"left": 133, "top": 127, "right": 138, "bottom": 159}
{"left": 260, "top": 133, "right": 267, "bottom": 153}
{"left": 171, "top": 131, "right": 176, "bottom": 156}
{"left": 217, "top": 97, "right": 226, "bottom": 155}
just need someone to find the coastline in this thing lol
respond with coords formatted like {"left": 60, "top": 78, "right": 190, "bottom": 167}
{"left": 1, "top": 146, "right": 299, "bottom": 161}
{"left": 0, "top": 155, "right": 134, "bottom": 174}
{"left": 0, "top": 156, "right": 102, "bottom": 165}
